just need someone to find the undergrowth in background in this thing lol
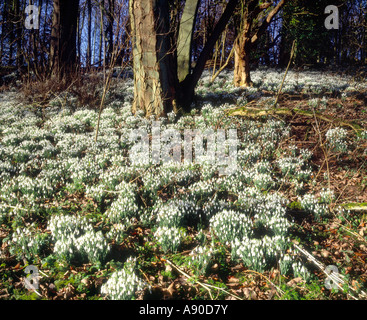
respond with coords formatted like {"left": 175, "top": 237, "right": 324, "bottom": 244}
{"left": 0, "top": 68, "right": 366, "bottom": 300}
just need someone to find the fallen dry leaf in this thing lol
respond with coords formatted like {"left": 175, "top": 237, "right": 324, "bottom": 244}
{"left": 164, "top": 282, "right": 175, "bottom": 297}
{"left": 321, "top": 249, "right": 330, "bottom": 258}
{"left": 287, "top": 277, "right": 304, "bottom": 287}
{"left": 243, "top": 287, "right": 257, "bottom": 300}
{"left": 228, "top": 276, "right": 240, "bottom": 283}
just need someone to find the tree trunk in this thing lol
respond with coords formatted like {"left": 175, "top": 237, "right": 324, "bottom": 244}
{"left": 234, "top": 0, "right": 286, "bottom": 87}
{"left": 234, "top": 36, "right": 252, "bottom": 87}
{"left": 50, "top": 0, "right": 79, "bottom": 79}
{"left": 176, "top": 0, "right": 201, "bottom": 82}
{"left": 178, "top": 0, "right": 239, "bottom": 107}
{"left": 106, "top": 0, "right": 115, "bottom": 66}
{"left": 233, "top": 2, "right": 258, "bottom": 87}
{"left": 15, "top": 0, "right": 23, "bottom": 71}
{"left": 99, "top": 2, "right": 103, "bottom": 67}
{"left": 77, "top": 7, "right": 81, "bottom": 67}
{"left": 8, "top": 1, "right": 15, "bottom": 66}
{"left": 130, "top": 0, "right": 239, "bottom": 117}
{"left": 34, "top": 0, "right": 42, "bottom": 70}
{"left": 50, "top": 0, "right": 60, "bottom": 74}
{"left": 0, "top": 2, "right": 7, "bottom": 64}
{"left": 86, "top": 0, "right": 92, "bottom": 68}
{"left": 129, "top": 0, "right": 177, "bottom": 118}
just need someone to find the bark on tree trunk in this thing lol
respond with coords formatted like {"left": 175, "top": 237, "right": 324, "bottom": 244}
{"left": 130, "top": 0, "right": 238, "bottom": 117}
{"left": 8, "top": 1, "right": 15, "bottom": 66}
{"left": 50, "top": 0, "right": 60, "bottom": 76}
{"left": 0, "top": 2, "right": 7, "bottom": 63}
{"left": 178, "top": 0, "right": 239, "bottom": 107}
{"left": 176, "top": 0, "right": 201, "bottom": 83}
{"left": 105, "top": 0, "right": 115, "bottom": 66}
{"left": 86, "top": 0, "right": 92, "bottom": 68}
{"left": 233, "top": 0, "right": 286, "bottom": 87}
{"left": 50, "top": 0, "right": 79, "bottom": 79}
{"left": 99, "top": 2, "right": 103, "bottom": 67}
{"left": 130, "top": 0, "right": 177, "bottom": 118}
{"left": 15, "top": 0, "right": 23, "bottom": 72}
{"left": 234, "top": 38, "right": 252, "bottom": 87}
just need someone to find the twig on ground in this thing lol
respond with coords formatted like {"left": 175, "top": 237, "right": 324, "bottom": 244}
{"left": 293, "top": 243, "right": 367, "bottom": 300}
{"left": 242, "top": 269, "right": 285, "bottom": 297}
{"left": 164, "top": 259, "right": 243, "bottom": 300}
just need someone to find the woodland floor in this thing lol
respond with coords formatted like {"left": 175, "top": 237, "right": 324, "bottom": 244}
{"left": 0, "top": 67, "right": 366, "bottom": 301}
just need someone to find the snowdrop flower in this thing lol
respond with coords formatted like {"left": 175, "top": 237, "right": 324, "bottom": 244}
{"left": 210, "top": 209, "right": 254, "bottom": 245}
{"left": 300, "top": 194, "right": 328, "bottom": 221}
{"left": 154, "top": 226, "right": 186, "bottom": 253}
{"left": 48, "top": 214, "right": 109, "bottom": 263}
{"left": 325, "top": 127, "right": 348, "bottom": 153}
{"left": 7, "top": 224, "right": 49, "bottom": 261}
{"left": 101, "top": 257, "right": 147, "bottom": 300}
{"left": 292, "top": 261, "right": 311, "bottom": 282}
{"left": 106, "top": 182, "right": 138, "bottom": 223}
{"left": 188, "top": 245, "right": 215, "bottom": 276}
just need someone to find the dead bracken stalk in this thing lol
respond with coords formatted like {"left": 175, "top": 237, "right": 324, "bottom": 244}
{"left": 274, "top": 40, "right": 296, "bottom": 107}
{"left": 312, "top": 104, "right": 332, "bottom": 193}
{"left": 94, "top": 5, "right": 130, "bottom": 143}
{"left": 293, "top": 243, "right": 367, "bottom": 300}
{"left": 242, "top": 269, "right": 285, "bottom": 297}
{"left": 211, "top": 40, "right": 236, "bottom": 84}
{"left": 164, "top": 259, "right": 243, "bottom": 300}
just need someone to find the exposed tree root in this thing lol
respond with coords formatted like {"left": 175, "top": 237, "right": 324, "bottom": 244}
{"left": 341, "top": 203, "right": 367, "bottom": 212}
{"left": 225, "top": 105, "right": 364, "bottom": 135}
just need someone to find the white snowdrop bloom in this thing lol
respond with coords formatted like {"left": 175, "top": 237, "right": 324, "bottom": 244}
{"left": 300, "top": 194, "right": 327, "bottom": 221}
{"left": 101, "top": 258, "right": 147, "bottom": 300}
{"left": 9, "top": 175, "right": 55, "bottom": 199}
{"left": 2, "top": 65, "right": 362, "bottom": 280}
{"left": 319, "top": 188, "right": 335, "bottom": 204}
{"left": 75, "top": 230, "right": 110, "bottom": 264}
{"left": 48, "top": 214, "right": 110, "bottom": 263}
{"left": 210, "top": 209, "right": 254, "bottom": 245}
{"left": 48, "top": 214, "right": 93, "bottom": 240}
{"left": 325, "top": 127, "right": 348, "bottom": 153}
{"left": 5, "top": 224, "right": 50, "bottom": 261}
{"left": 253, "top": 173, "right": 275, "bottom": 190}
{"left": 292, "top": 261, "right": 311, "bottom": 282}
{"left": 106, "top": 181, "right": 138, "bottom": 223}
{"left": 187, "top": 178, "right": 217, "bottom": 198}
{"left": 154, "top": 198, "right": 198, "bottom": 228}
{"left": 154, "top": 226, "right": 186, "bottom": 253}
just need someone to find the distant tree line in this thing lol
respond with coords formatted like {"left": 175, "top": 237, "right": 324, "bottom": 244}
{"left": 0, "top": 0, "right": 365, "bottom": 115}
